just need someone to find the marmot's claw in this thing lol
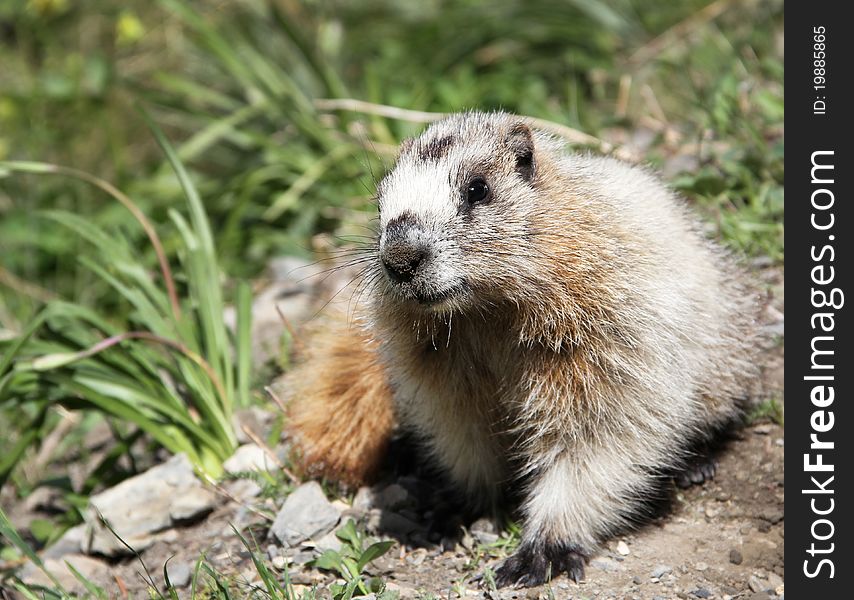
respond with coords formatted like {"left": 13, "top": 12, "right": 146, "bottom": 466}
{"left": 492, "top": 542, "right": 587, "bottom": 588}
{"left": 675, "top": 455, "right": 718, "bottom": 488}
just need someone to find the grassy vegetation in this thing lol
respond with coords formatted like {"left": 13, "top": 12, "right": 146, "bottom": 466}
{"left": 0, "top": 0, "right": 782, "bottom": 596}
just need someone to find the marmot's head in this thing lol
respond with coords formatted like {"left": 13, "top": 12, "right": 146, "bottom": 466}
{"left": 375, "top": 112, "right": 554, "bottom": 312}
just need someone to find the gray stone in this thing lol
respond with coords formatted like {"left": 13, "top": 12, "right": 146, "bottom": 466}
{"left": 223, "top": 257, "right": 324, "bottom": 367}
{"left": 590, "top": 557, "right": 624, "bottom": 573}
{"left": 83, "top": 453, "right": 217, "bottom": 556}
{"left": 165, "top": 561, "right": 193, "bottom": 588}
{"left": 767, "top": 572, "right": 784, "bottom": 590}
{"left": 21, "top": 554, "right": 111, "bottom": 595}
{"left": 651, "top": 564, "right": 673, "bottom": 578}
{"left": 269, "top": 481, "right": 341, "bottom": 547}
{"left": 231, "top": 407, "right": 274, "bottom": 445}
{"left": 224, "top": 478, "right": 263, "bottom": 501}
{"left": 470, "top": 517, "right": 499, "bottom": 545}
{"left": 350, "top": 486, "right": 375, "bottom": 515}
{"left": 749, "top": 575, "right": 768, "bottom": 592}
{"left": 291, "top": 551, "right": 316, "bottom": 565}
{"left": 759, "top": 507, "right": 784, "bottom": 524}
{"left": 42, "top": 524, "right": 86, "bottom": 559}
{"left": 729, "top": 548, "right": 743, "bottom": 564}
{"left": 314, "top": 529, "right": 343, "bottom": 553}
{"left": 224, "top": 443, "right": 274, "bottom": 474}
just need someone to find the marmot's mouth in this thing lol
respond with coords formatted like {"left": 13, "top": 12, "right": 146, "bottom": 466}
{"left": 413, "top": 282, "right": 467, "bottom": 306}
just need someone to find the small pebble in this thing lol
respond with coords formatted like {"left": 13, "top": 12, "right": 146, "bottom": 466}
{"left": 271, "top": 555, "right": 287, "bottom": 570}
{"left": 748, "top": 575, "right": 767, "bottom": 592}
{"left": 729, "top": 549, "right": 743, "bottom": 565}
{"left": 766, "top": 572, "right": 783, "bottom": 589}
{"left": 616, "top": 541, "right": 630, "bottom": 556}
{"left": 695, "top": 561, "right": 709, "bottom": 571}
{"left": 651, "top": 565, "right": 672, "bottom": 579}
{"left": 165, "top": 562, "right": 192, "bottom": 588}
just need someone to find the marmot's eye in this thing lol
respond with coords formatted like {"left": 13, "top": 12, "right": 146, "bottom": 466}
{"left": 466, "top": 178, "right": 490, "bottom": 205}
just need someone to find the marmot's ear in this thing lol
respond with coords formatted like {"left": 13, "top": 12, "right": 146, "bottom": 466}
{"left": 505, "top": 122, "right": 535, "bottom": 182}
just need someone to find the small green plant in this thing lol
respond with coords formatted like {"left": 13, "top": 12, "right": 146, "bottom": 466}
{"left": 462, "top": 520, "right": 521, "bottom": 572}
{"left": 311, "top": 519, "right": 395, "bottom": 599}
{"left": 747, "top": 396, "right": 784, "bottom": 426}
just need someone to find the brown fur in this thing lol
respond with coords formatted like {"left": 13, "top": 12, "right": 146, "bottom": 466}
{"left": 285, "top": 312, "right": 395, "bottom": 485}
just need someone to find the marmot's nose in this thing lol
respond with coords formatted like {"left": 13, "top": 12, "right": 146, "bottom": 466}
{"left": 381, "top": 242, "right": 427, "bottom": 283}
{"left": 381, "top": 213, "right": 429, "bottom": 284}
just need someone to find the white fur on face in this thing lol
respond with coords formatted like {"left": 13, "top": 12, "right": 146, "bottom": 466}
{"left": 379, "top": 161, "right": 459, "bottom": 230}
{"left": 377, "top": 160, "right": 468, "bottom": 302}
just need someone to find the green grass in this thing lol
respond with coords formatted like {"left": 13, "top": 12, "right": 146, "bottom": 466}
{"left": 0, "top": 111, "right": 254, "bottom": 487}
{"left": 747, "top": 396, "right": 784, "bottom": 426}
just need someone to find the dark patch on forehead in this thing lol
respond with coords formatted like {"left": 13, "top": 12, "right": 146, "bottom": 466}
{"left": 417, "top": 135, "right": 456, "bottom": 162}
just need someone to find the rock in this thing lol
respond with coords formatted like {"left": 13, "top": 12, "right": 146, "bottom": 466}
{"left": 406, "top": 548, "right": 428, "bottom": 566}
{"left": 590, "top": 557, "right": 623, "bottom": 573}
{"left": 165, "top": 561, "right": 193, "bottom": 588}
{"left": 314, "top": 529, "right": 343, "bottom": 553}
{"left": 291, "top": 551, "right": 315, "bottom": 565}
{"left": 747, "top": 593, "right": 771, "bottom": 600}
{"left": 21, "top": 554, "right": 111, "bottom": 595}
{"left": 224, "top": 478, "right": 263, "bottom": 501}
{"left": 271, "top": 555, "right": 288, "bottom": 570}
{"left": 223, "top": 444, "right": 274, "bottom": 474}
{"left": 695, "top": 561, "right": 709, "bottom": 571}
{"left": 651, "top": 565, "right": 673, "bottom": 578}
{"left": 767, "top": 572, "right": 784, "bottom": 590}
{"left": 472, "top": 530, "right": 499, "bottom": 545}
{"left": 83, "top": 453, "right": 217, "bottom": 556}
{"left": 729, "top": 548, "right": 743, "bottom": 565}
{"left": 749, "top": 575, "right": 769, "bottom": 592}
{"left": 471, "top": 518, "right": 499, "bottom": 545}
{"left": 691, "top": 589, "right": 712, "bottom": 598}
{"left": 350, "top": 486, "right": 375, "bottom": 515}
{"left": 759, "top": 507, "right": 784, "bottom": 525}
{"left": 633, "top": 575, "right": 643, "bottom": 584}
{"left": 223, "top": 256, "right": 325, "bottom": 367}
{"left": 232, "top": 407, "right": 274, "bottom": 445}
{"left": 42, "top": 524, "right": 86, "bottom": 559}
{"left": 616, "top": 540, "right": 630, "bottom": 555}
{"left": 269, "top": 482, "right": 341, "bottom": 547}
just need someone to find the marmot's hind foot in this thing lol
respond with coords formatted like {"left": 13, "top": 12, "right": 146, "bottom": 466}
{"left": 493, "top": 541, "right": 587, "bottom": 588}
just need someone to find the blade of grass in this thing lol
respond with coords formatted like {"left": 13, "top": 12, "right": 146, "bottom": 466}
{"left": 0, "top": 161, "right": 182, "bottom": 322}
{"left": 0, "top": 506, "right": 69, "bottom": 594}
{"left": 235, "top": 280, "right": 252, "bottom": 409}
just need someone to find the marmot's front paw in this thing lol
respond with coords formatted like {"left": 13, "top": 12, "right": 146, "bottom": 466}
{"left": 493, "top": 541, "right": 587, "bottom": 588}
{"left": 674, "top": 454, "right": 718, "bottom": 488}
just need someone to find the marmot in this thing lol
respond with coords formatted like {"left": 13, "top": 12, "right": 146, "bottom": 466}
{"left": 286, "top": 111, "right": 757, "bottom": 587}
